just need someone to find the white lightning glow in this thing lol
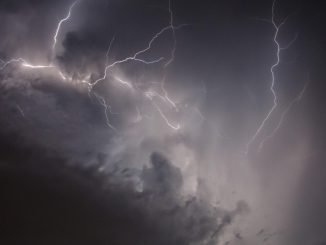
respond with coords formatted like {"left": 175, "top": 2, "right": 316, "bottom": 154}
{"left": 0, "top": 58, "right": 67, "bottom": 80}
{"left": 21, "top": 63, "right": 55, "bottom": 69}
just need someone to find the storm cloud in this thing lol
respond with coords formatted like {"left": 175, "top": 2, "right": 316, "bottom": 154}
{"left": 0, "top": 0, "right": 326, "bottom": 244}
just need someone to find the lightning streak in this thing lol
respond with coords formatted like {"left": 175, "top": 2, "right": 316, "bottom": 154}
{"left": 101, "top": 77, "right": 181, "bottom": 131}
{"left": 164, "top": 0, "right": 177, "bottom": 67}
{"left": 92, "top": 22, "right": 186, "bottom": 87}
{"left": 143, "top": 90, "right": 180, "bottom": 130}
{"left": 258, "top": 80, "right": 309, "bottom": 149}
{"left": 92, "top": 56, "right": 163, "bottom": 87}
{"left": 52, "top": 0, "right": 79, "bottom": 52}
{"left": 161, "top": 77, "right": 178, "bottom": 110}
{"left": 105, "top": 35, "right": 116, "bottom": 63}
{"left": 134, "top": 24, "right": 187, "bottom": 59}
{"left": 88, "top": 0, "right": 187, "bottom": 130}
{"left": 1, "top": 58, "right": 54, "bottom": 70}
{"left": 0, "top": 58, "right": 24, "bottom": 70}
{"left": 0, "top": 0, "right": 79, "bottom": 77}
{"left": 246, "top": 0, "right": 297, "bottom": 153}
{"left": 113, "top": 76, "right": 133, "bottom": 89}
{"left": 93, "top": 93, "right": 118, "bottom": 132}
{"left": 152, "top": 101, "right": 180, "bottom": 130}
{"left": 21, "top": 63, "right": 55, "bottom": 69}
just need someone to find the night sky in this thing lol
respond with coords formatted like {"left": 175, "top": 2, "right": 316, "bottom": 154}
{"left": 0, "top": 0, "right": 325, "bottom": 244}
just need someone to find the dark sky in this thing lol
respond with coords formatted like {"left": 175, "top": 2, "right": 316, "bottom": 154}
{"left": 0, "top": 0, "right": 325, "bottom": 244}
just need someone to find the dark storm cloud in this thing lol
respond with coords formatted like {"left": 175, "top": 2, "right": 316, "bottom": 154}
{"left": 0, "top": 114, "right": 248, "bottom": 245}
{"left": 0, "top": 72, "right": 249, "bottom": 244}
{"left": 0, "top": 69, "right": 111, "bottom": 159}
{"left": 1, "top": 149, "right": 248, "bottom": 245}
{"left": 0, "top": 0, "right": 50, "bottom": 12}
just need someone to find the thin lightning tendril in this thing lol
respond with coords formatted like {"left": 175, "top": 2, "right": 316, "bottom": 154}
{"left": 104, "top": 75, "right": 181, "bottom": 131}
{"left": 152, "top": 101, "right": 180, "bottom": 130}
{"left": 93, "top": 93, "right": 118, "bottom": 132}
{"left": 258, "top": 80, "right": 309, "bottom": 149}
{"left": 106, "top": 35, "right": 116, "bottom": 64}
{"left": 92, "top": 24, "right": 188, "bottom": 88}
{"left": 92, "top": 56, "right": 164, "bottom": 87}
{"left": 89, "top": 1, "right": 187, "bottom": 131}
{"left": 113, "top": 76, "right": 133, "bottom": 89}
{"left": 164, "top": 0, "right": 177, "bottom": 67}
{"left": 245, "top": 0, "right": 297, "bottom": 153}
{"left": 161, "top": 77, "right": 178, "bottom": 110}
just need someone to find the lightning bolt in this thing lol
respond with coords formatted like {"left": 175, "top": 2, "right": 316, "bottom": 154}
{"left": 133, "top": 23, "right": 187, "bottom": 60}
{"left": 245, "top": 0, "right": 298, "bottom": 154}
{"left": 113, "top": 76, "right": 133, "bottom": 89}
{"left": 21, "top": 63, "right": 55, "bottom": 69}
{"left": 160, "top": 77, "right": 178, "bottom": 110}
{"left": 258, "top": 80, "right": 309, "bottom": 149}
{"left": 142, "top": 80, "right": 181, "bottom": 131}
{"left": 0, "top": 1, "right": 79, "bottom": 78}
{"left": 52, "top": 0, "right": 79, "bottom": 52}
{"left": 93, "top": 92, "right": 118, "bottom": 132}
{"left": 1, "top": 0, "right": 185, "bottom": 132}
{"left": 105, "top": 35, "right": 116, "bottom": 64}
{"left": 88, "top": 0, "right": 187, "bottom": 131}
{"left": 92, "top": 56, "right": 164, "bottom": 87}
{"left": 105, "top": 75, "right": 181, "bottom": 131}
{"left": 92, "top": 21, "right": 185, "bottom": 88}
{"left": 0, "top": 57, "right": 66, "bottom": 79}
{"left": 152, "top": 101, "right": 181, "bottom": 130}
{"left": 164, "top": 0, "right": 177, "bottom": 67}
